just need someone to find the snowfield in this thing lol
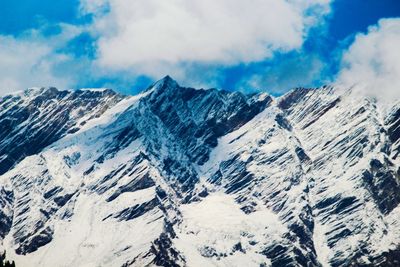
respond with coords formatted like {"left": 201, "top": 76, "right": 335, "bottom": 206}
{"left": 1, "top": 77, "right": 400, "bottom": 266}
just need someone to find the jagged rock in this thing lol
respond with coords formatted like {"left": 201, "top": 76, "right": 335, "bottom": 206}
{"left": 0, "top": 78, "right": 399, "bottom": 266}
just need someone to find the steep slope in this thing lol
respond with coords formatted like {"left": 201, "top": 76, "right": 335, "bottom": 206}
{"left": 0, "top": 87, "right": 124, "bottom": 175}
{"left": 0, "top": 78, "right": 399, "bottom": 267}
{"left": 0, "top": 77, "right": 271, "bottom": 266}
{"left": 279, "top": 88, "right": 400, "bottom": 266}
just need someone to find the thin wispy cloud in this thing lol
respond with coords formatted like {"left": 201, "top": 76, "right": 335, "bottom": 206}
{"left": 0, "top": 25, "right": 82, "bottom": 94}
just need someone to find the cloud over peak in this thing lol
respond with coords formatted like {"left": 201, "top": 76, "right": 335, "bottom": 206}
{"left": 338, "top": 18, "right": 400, "bottom": 100}
{"left": 0, "top": 25, "right": 81, "bottom": 95}
{"left": 81, "top": 0, "right": 332, "bottom": 78}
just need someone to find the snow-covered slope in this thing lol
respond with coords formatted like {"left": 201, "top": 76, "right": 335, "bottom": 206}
{"left": 0, "top": 77, "right": 399, "bottom": 266}
{"left": 0, "top": 87, "right": 124, "bottom": 175}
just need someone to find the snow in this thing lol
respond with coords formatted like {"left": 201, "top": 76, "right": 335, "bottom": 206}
{"left": 1, "top": 82, "right": 400, "bottom": 266}
{"left": 79, "top": 88, "right": 110, "bottom": 92}
{"left": 312, "top": 221, "right": 331, "bottom": 267}
{"left": 4, "top": 189, "right": 163, "bottom": 267}
{"left": 175, "top": 193, "right": 285, "bottom": 267}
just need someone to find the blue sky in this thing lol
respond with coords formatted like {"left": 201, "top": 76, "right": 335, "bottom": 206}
{"left": 0, "top": 0, "right": 399, "bottom": 96}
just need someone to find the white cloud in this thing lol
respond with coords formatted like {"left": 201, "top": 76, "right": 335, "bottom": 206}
{"left": 337, "top": 18, "right": 400, "bottom": 100}
{"left": 0, "top": 25, "right": 82, "bottom": 95}
{"left": 80, "top": 0, "right": 332, "bottom": 79}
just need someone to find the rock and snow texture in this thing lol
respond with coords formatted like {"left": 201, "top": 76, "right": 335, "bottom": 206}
{"left": 0, "top": 87, "right": 124, "bottom": 175}
{"left": 0, "top": 77, "right": 400, "bottom": 267}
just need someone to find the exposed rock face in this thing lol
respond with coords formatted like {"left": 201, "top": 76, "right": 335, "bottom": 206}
{"left": 0, "top": 78, "right": 399, "bottom": 266}
{"left": 0, "top": 87, "right": 124, "bottom": 175}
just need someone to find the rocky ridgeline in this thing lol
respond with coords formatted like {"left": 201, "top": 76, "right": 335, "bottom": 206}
{"left": 0, "top": 77, "right": 399, "bottom": 266}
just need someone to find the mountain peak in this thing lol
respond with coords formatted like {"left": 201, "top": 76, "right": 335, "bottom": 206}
{"left": 1, "top": 80, "right": 400, "bottom": 266}
{"left": 153, "top": 75, "right": 179, "bottom": 90}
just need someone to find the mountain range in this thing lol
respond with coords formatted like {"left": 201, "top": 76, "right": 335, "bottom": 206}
{"left": 0, "top": 76, "right": 400, "bottom": 266}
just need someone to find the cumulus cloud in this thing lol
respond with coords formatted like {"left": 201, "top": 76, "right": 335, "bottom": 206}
{"left": 337, "top": 18, "right": 400, "bottom": 100}
{"left": 0, "top": 25, "right": 82, "bottom": 95}
{"left": 80, "top": 0, "right": 332, "bottom": 79}
{"left": 0, "top": 1, "right": 334, "bottom": 95}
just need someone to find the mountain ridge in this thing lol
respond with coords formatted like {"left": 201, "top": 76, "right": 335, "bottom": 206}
{"left": 0, "top": 77, "right": 400, "bottom": 266}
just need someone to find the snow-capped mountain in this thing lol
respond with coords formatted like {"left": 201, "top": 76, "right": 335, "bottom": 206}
{"left": 0, "top": 76, "right": 399, "bottom": 267}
